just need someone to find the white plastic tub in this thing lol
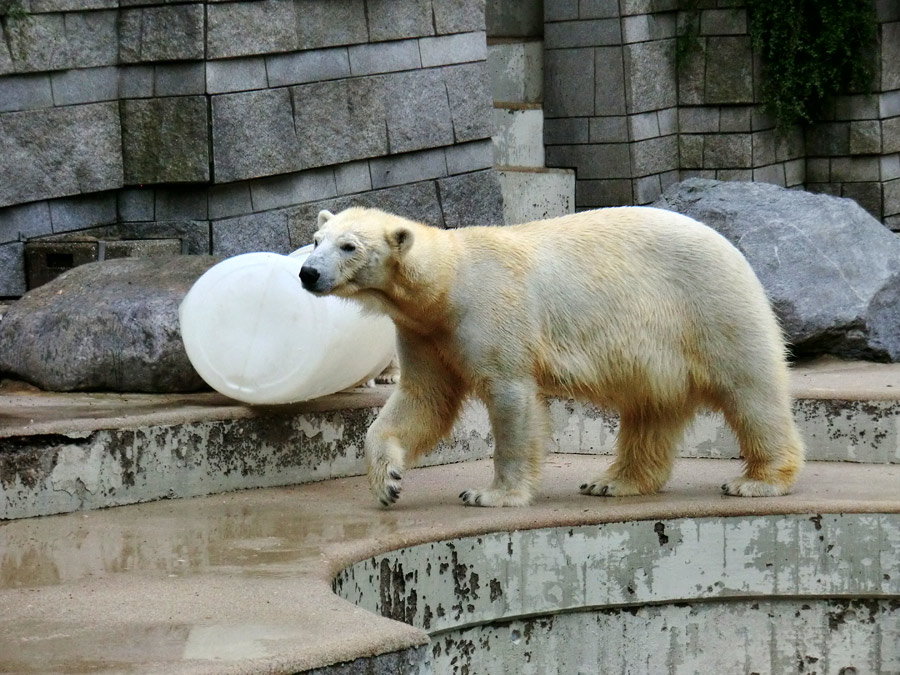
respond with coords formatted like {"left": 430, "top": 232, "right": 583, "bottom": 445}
{"left": 179, "top": 247, "right": 395, "bottom": 404}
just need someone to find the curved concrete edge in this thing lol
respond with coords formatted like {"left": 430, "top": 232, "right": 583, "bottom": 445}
{"left": 336, "top": 513, "right": 900, "bottom": 671}
{"left": 0, "top": 456, "right": 899, "bottom": 674}
{"left": 3, "top": 360, "right": 900, "bottom": 520}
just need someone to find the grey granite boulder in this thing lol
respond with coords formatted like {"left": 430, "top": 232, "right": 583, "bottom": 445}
{"left": 653, "top": 179, "right": 900, "bottom": 361}
{"left": 0, "top": 255, "right": 220, "bottom": 392}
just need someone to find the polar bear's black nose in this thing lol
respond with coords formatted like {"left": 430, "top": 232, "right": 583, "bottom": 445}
{"left": 299, "top": 265, "right": 319, "bottom": 290}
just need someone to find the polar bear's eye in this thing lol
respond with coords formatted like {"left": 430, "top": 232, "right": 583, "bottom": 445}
{"left": 340, "top": 242, "right": 357, "bottom": 253}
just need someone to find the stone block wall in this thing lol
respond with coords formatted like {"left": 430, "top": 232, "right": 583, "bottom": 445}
{"left": 0, "top": 0, "right": 502, "bottom": 296}
{"left": 543, "top": 0, "right": 900, "bottom": 228}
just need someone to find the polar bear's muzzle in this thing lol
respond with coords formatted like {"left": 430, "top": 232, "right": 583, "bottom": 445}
{"left": 299, "top": 264, "right": 323, "bottom": 292}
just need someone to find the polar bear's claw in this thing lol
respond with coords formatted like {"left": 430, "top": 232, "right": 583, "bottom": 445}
{"left": 369, "top": 459, "right": 403, "bottom": 507}
{"left": 579, "top": 477, "right": 641, "bottom": 497}
{"left": 722, "top": 477, "right": 787, "bottom": 497}
{"left": 459, "top": 488, "right": 532, "bottom": 507}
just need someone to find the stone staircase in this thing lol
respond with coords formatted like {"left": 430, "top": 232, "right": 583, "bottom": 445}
{"left": 487, "top": 37, "right": 575, "bottom": 224}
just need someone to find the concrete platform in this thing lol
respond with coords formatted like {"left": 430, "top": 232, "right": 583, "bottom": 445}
{"left": 2, "top": 359, "right": 899, "bottom": 520}
{"left": 1, "top": 359, "right": 899, "bottom": 673}
{"left": 1, "top": 455, "right": 899, "bottom": 674}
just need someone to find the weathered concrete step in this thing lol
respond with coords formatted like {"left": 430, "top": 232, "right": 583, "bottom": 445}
{"left": 487, "top": 38, "right": 543, "bottom": 106}
{"left": 1, "top": 360, "right": 898, "bottom": 520}
{"left": 497, "top": 166, "right": 575, "bottom": 224}
{"left": 1, "top": 455, "right": 898, "bottom": 674}
{"left": 492, "top": 105, "right": 545, "bottom": 168}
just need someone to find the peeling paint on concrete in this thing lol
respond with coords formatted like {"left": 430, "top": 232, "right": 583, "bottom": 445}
{"left": 335, "top": 514, "right": 900, "bottom": 673}
{"left": 2, "top": 393, "right": 898, "bottom": 519}
{"left": 429, "top": 599, "right": 900, "bottom": 674}
{"left": 550, "top": 398, "right": 900, "bottom": 464}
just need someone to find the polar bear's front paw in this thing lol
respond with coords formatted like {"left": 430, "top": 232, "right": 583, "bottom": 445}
{"left": 368, "top": 461, "right": 404, "bottom": 507}
{"left": 579, "top": 476, "right": 643, "bottom": 497}
{"left": 459, "top": 488, "right": 533, "bottom": 507}
{"left": 721, "top": 477, "right": 788, "bottom": 497}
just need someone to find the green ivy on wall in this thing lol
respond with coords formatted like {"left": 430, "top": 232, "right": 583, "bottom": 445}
{"left": 748, "top": 0, "right": 878, "bottom": 125}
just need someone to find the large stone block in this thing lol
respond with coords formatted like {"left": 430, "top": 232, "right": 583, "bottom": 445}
{"left": 445, "top": 139, "right": 493, "bottom": 174}
{"left": 50, "top": 66, "right": 117, "bottom": 105}
{"left": 437, "top": 169, "right": 504, "bottom": 228}
{"left": 882, "top": 21, "right": 900, "bottom": 91}
{"left": 630, "top": 135, "right": 678, "bottom": 175}
{"left": 296, "top": 0, "right": 367, "bottom": 49}
{"left": 349, "top": 39, "right": 421, "bottom": 76}
{"left": 830, "top": 156, "right": 881, "bottom": 182}
{"left": 119, "top": 4, "right": 205, "bottom": 63}
{"left": 0, "top": 23, "right": 13, "bottom": 75}
{"left": 212, "top": 209, "right": 291, "bottom": 257}
{"left": 497, "top": 168, "right": 574, "bottom": 224}
{"left": 266, "top": 48, "right": 351, "bottom": 87}
{"left": 806, "top": 122, "right": 850, "bottom": 156}
{"left": 703, "top": 133, "right": 752, "bottom": 168}
{"left": 0, "top": 242, "right": 25, "bottom": 296}
{"left": 420, "top": 31, "right": 487, "bottom": 67}
{"left": 654, "top": 178, "right": 900, "bottom": 361}
{"left": 544, "top": 19, "right": 621, "bottom": 49}
{"left": 704, "top": 37, "right": 753, "bottom": 104}
{"left": 434, "top": 0, "right": 486, "bottom": 34}
{"left": 676, "top": 36, "right": 706, "bottom": 105}
{"left": 624, "top": 40, "right": 676, "bottom": 113}
{"left": 589, "top": 115, "right": 627, "bottom": 143}
{"left": 206, "top": 57, "right": 267, "bottom": 94}
{"left": 883, "top": 117, "right": 900, "bottom": 155}
{"left": 206, "top": 0, "right": 297, "bottom": 60}
{"left": 679, "top": 134, "right": 704, "bottom": 167}
{"left": 369, "top": 148, "right": 447, "bottom": 189}
{"left": 367, "top": 0, "right": 434, "bottom": 41}
{"left": 4, "top": 13, "right": 69, "bottom": 72}
{"left": 64, "top": 10, "right": 118, "bottom": 68}
{"left": 544, "top": 48, "right": 595, "bottom": 118}
{"left": 0, "top": 103, "right": 123, "bottom": 208}
{"left": 0, "top": 201, "right": 51, "bottom": 244}
{"left": 155, "top": 62, "right": 205, "bottom": 96}
{"left": 575, "top": 178, "right": 632, "bottom": 207}
{"left": 487, "top": 41, "right": 543, "bottom": 104}
{"left": 211, "top": 89, "right": 298, "bottom": 183}
{"left": 248, "top": 167, "right": 336, "bottom": 212}
{"left": 442, "top": 62, "right": 494, "bottom": 143}
{"left": 841, "top": 181, "right": 882, "bottom": 220}
{"left": 0, "top": 256, "right": 219, "bottom": 391}
{"left": 291, "top": 78, "right": 388, "bottom": 168}
{"left": 595, "top": 46, "right": 627, "bottom": 115}
{"left": 48, "top": 192, "right": 117, "bottom": 233}
{"left": 0, "top": 73, "right": 53, "bottom": 112}
{"left": 545, "top": 143, "right": 631, "bottom": 179}
{"left": 699, "top": 8, "right": 746, "bottom": 35}
{"left": 384, "top": 69, "right": 455, "bottom": 153}
{"left": 544, "top": 118, "right": 589, "bottom": 144}
{"left": 122, "top": 97, "right": 210, "bottom": 184}
{"left": 490, "top": 0, "right": 542, "bottom": 36}
{"left": 849, "top": 120, "right": 882, "bottom": 155}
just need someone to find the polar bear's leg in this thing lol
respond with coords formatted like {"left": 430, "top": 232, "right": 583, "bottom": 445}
{"left": 721, "top": 394, "right": 804, "bottom": 497}
{"left": 366, "top": 376, "right": 465, "bottom": 507}
{"left": 460, "top": 380, "right": 548, "bottom": 507}
{"left": 581, "top": 407, "right": 691, "bottom": 497}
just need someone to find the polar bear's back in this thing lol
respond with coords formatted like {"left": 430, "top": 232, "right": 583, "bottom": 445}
{"left": 450, "top": 207, "right": 785, "bottom": 405}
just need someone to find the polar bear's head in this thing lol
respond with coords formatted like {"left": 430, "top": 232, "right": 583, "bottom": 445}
{"left": 299, "top": 207, "right": 414, "bottom": 298}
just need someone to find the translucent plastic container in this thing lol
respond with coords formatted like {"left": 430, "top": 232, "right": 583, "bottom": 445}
{"left": 179, "top": 247, "right": 395, "bottom": 404}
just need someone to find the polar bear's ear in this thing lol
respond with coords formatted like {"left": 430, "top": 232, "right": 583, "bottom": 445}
{"left": 317, "top": 210, "right": 334, "bottom": 227}
{"left": 387, "top": 226, "right": 414, "bottom": 255}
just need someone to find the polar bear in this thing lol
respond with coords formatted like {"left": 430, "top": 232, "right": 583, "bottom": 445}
{"left": 299, "top": 206, "right": 804, "bottom": 507}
